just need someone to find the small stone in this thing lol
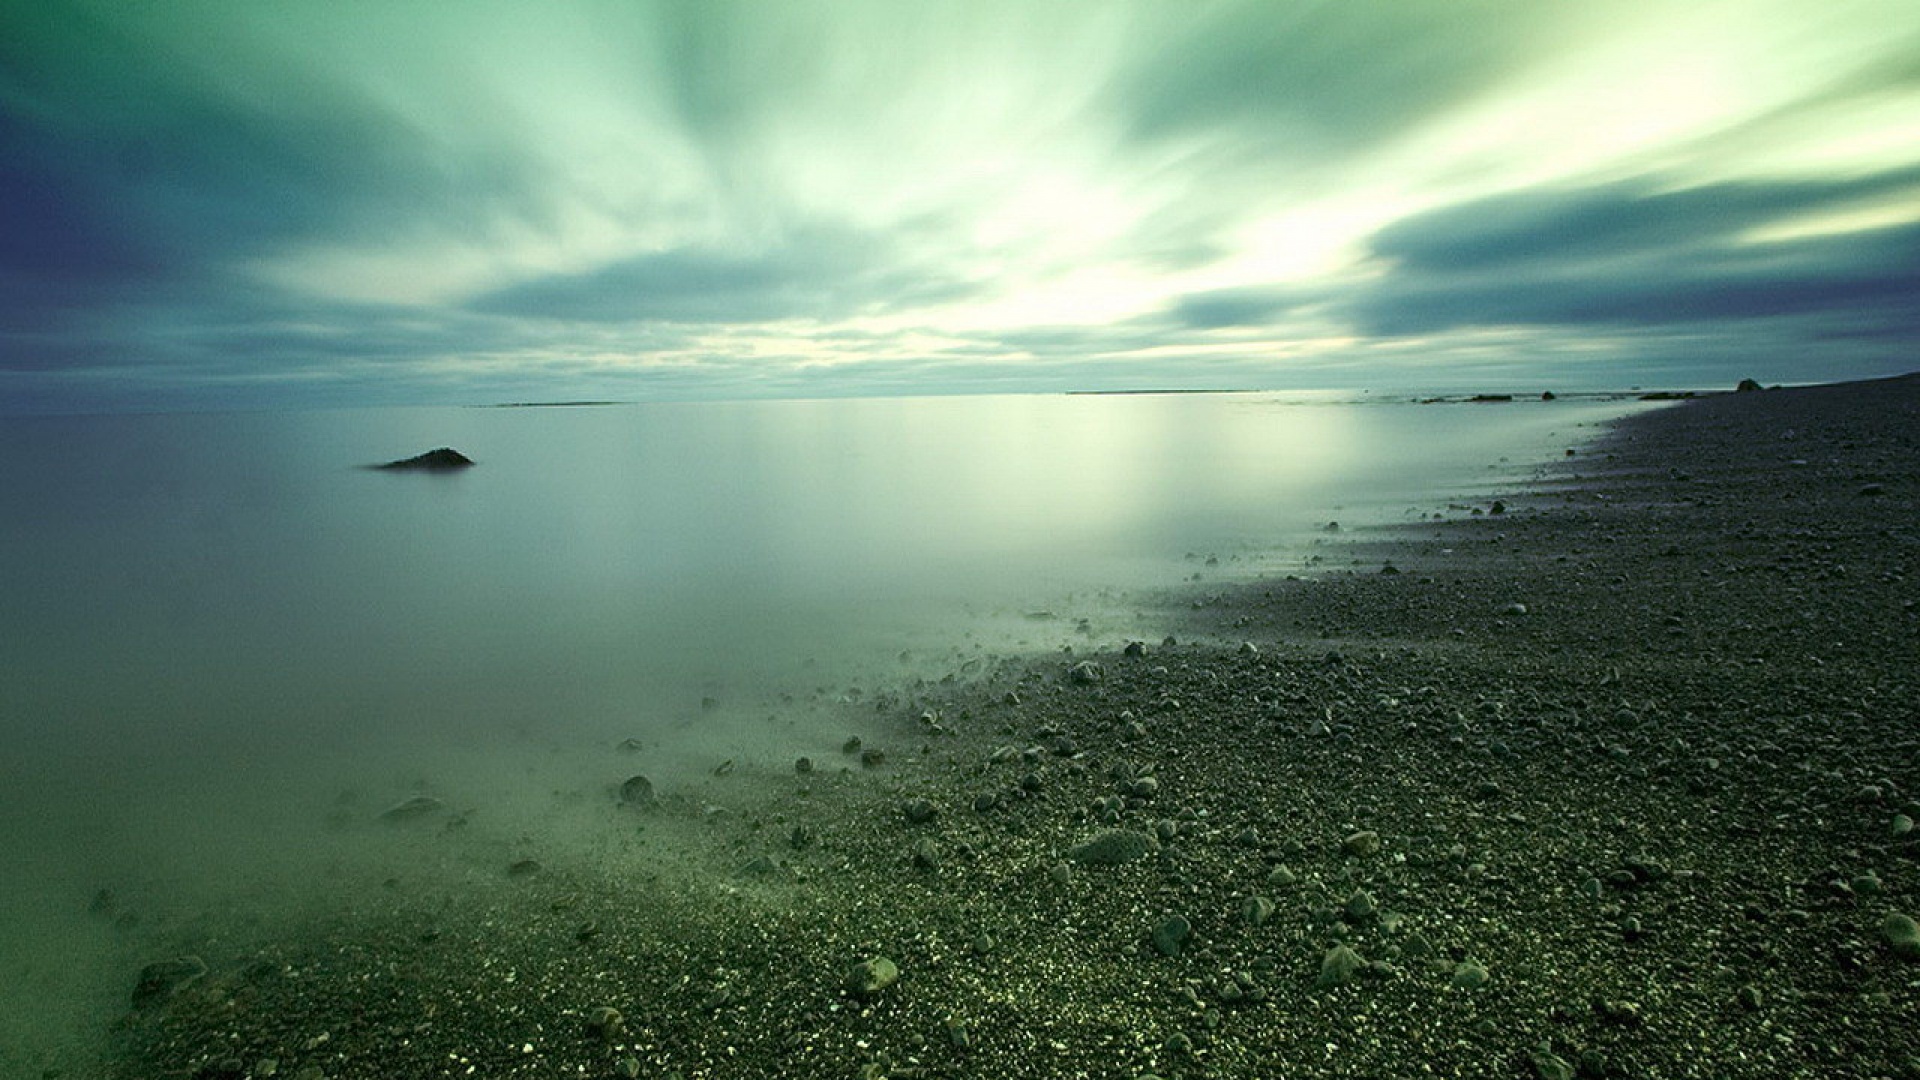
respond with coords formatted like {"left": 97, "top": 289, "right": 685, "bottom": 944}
{"left": 794, "top": 757, "right": 814, "bottom": 775}
{"left": 615, "top": 1058, "right": 642, "bottom": 1079}
{"left": 860, "top": 748, "right": 886, "bottom": 768}
{"left": 1402, "top": 932, "right": 1434, "bottom": 958}
{"left": 506, "top": 858, "right": 542, "bottom": 878}
{"left": 585, "top": 1006, "right": 625, "bottom": 1041}
{"left": 1893, "top": 814, "right": 1915, "bottom": 838}
{"left": 1316, "top": 944, "right": 1365, "bottom": 988}
{"left": 1241, "top": 896, "right": 1276, "bottom": 926}
{"left": 911, "top": 838, "right": 941, "bottom": 871}
{"left": 1530, "top": 1046, "right": 1575, "bottom": 1080}
{"left": 378, "top": 796, "right": 443, "bottom": 823}
{"left": 842, "top": 736, "right": 863, "bottom": 754}
{"left": 1594, "top": 999, "right": 1641, "bottom": 1027}
{"left": 846, "top": 956, "right": 900, "bottom": 998}
{"left": 973, "top": 792, "right": 999, "bottom": 813}
{"left": 903, "top": 798, "right": 938, "bottom": 824}
{"left": 944, "top": 1016, "right": 971, "bottom": 1049}
{"left": 131, "top": 956, "right": 207, "bottom": 1008}
{"left": 1151, "top": 915, "right": 1192, "bottom": 957}
{"left": 1067, "top": 829, "right": 1157, "bottom": 866}
{"left": 1238, "top": 641, "right": 1259, "bottom": 657}
{"left": 1451, "top": 960, "right": 1490, "bottom": 989}
{"left": 1267, "top": 864, "right": 1298, "bottom": 888}
{"left": 1343, "top": 890, "right": 1377, "bottom": 923}
{"left": 1853, "top": 871, "right": 1883, "bottom": 897}
{"left": 1124, "top": 640, "right": 1146, "bottom": 658}
{"left": 1341, "top": 830, "right": 1381, "bottom": 857}
{"left": 1882, "top": 912, "right": 1920, "bottom": 960}
{"left": 971, "top": 932, "right": 996, "bottom": 955}
{"left": 1501, "top": 602, "right": 1528, "bottom": 616}
{"left": 1048, "top": 862, "right": 1074, "bottom": 886}
{"left": 1737, "top": 984, "right": 1763, "bottom": 1011}
{"left": 619, "top": 775, "right": 656, "bottom": 806}
{"left": 1068, "top": 661, "right": 1103, "bottom": 685}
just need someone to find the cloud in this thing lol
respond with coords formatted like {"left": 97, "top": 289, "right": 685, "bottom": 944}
{"left": 468, "top": 227, "right": 982, "bottom": 325}
{"left": 1348, "top": 168, "right": 1920, "bottom": 336}
{"left": 3, "top": 1, "right": 1919, "bottom": 411}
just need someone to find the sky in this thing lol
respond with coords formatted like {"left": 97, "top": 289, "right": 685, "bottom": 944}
{"left": 3, "top": 0, "right": 1919, "bottom": 412}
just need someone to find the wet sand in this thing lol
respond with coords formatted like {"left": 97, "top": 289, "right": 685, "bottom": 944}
{"left": 105, "top": 375, "right": 1919, "bottom": 1080}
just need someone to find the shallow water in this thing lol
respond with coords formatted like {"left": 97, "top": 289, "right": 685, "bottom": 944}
{"left": 0, "top": 391, "right": 1648, "bottom": 1070}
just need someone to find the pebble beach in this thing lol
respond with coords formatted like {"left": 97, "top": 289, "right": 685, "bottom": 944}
{"left": 106, "top": 375, "right": 1920, "bottom": 1080}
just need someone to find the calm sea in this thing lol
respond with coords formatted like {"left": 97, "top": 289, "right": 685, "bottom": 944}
{"left": 0, "top": 391, "right": 1646, "bottom": 1070}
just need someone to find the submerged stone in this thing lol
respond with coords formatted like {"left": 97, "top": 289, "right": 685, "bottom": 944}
{"left": 378, "top": 796, "right": 443, "bottom": 823}
{"left": 619, "top": 774, "right": 657, "bottom": 806}
{"left": 131, "top": 956, "right": 206, "bottom": 1008}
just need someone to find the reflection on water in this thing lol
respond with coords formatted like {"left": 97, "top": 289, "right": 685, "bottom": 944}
{"left": 0, "top": 391, "right": 1646, "bottom": 1069}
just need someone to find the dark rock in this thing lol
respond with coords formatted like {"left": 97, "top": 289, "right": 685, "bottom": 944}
{"left": 902, "top": 798, "right": 938, "bottom": 824}
{"left": 619, "top": 775, "right": 656, "bottom": 806}
{"left": 1241, "top": 895, "right": 1276, "bottom": 926}
{"left": 1067, "top": 661, "right": 1103, "bottom": 685}
{"left": 131, "top": 956, "right": 206, "bottom": 1008}
{"left": 585, "top": 1006, "right": 625, "bottom": 1040}
{"left": 507, "top": 858, "right": 542, "bottom": 878}
{"left": 846, "top": 956, "right": 899, "bottom": 998}
{"left": 1316, "top": 944, "right": 1365, "bottom": 988}
{"left": 377, "top": 447, "right": 473, "bottom": 471}
{"left": 1883, "top": 912, "right": 1920, "bottom": 960}
{"left": 1736, "top": 378, "right": 1763, "bottom": 392}
{"left": 1068, "top": 829, "right": 1157, "bottom": 865}
{"left": 1151, "top": 915, "right": 1192, "bottom": 957}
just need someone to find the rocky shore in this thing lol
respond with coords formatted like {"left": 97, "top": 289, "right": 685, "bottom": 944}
{"left": 109, "top": 376, "right": 1919, "bottom": 1080}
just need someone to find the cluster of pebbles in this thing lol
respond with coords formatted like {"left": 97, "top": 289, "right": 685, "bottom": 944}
{"left": 112, "top": 377, "right": 1919, "bottom": 1079}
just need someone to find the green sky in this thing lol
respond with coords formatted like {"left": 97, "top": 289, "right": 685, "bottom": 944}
{"left": 3, "top": 0, "right": 1918, "bottom": 410}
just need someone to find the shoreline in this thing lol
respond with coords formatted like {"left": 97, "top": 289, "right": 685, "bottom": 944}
{"left": 106, "top": 375, "right": 1919, "bottom": 1080}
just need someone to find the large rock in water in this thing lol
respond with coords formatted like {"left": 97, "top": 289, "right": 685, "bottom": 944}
{"left": 379, "top": 447, "right": 474, "bottom": 471}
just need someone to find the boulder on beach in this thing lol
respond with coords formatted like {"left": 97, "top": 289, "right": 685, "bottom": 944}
{"left": 378, "top": 447, "right": 474, "bottom": 471}
{"left": 1736, "top": 378, "right": 1764, "bottom": 392}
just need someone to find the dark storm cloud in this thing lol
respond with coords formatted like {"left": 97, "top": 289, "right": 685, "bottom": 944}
{"left": 1347, "top": 168, "right": 1920, "bottom": 337}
